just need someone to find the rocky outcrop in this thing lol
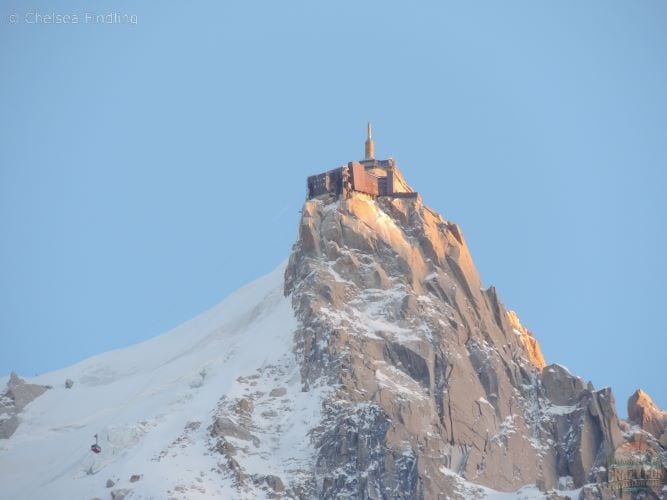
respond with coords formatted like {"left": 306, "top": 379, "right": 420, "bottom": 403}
{"left": 0, "top": 373, "right": 50, "bottom": 439}
{"left": 284, "top": 191, "right": 626, "bottom": 498}
{"left": 110, "top": 489, "right": 130, "bottom": 500}
{"left": 536, "top": 369, "right": 623, "bottom": 488}
{"left": 507, "top": 310, "right": 546, "bottom": 369}
{"left": 627, "top": 389, "right": 667, "bottom": 443}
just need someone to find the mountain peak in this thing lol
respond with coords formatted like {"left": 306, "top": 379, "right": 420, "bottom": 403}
{"left": 282, "top": 157, "right": 626, "bottom": 495}
{"left": 1, "top": 140, "right": 658, "bottom": 499}
{"left": 628, "top": 388, "right": 667, "bottom": 442}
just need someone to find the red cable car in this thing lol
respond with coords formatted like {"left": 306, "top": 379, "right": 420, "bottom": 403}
{"left": 90, "top": 434, "right": 102, "bottom": 454}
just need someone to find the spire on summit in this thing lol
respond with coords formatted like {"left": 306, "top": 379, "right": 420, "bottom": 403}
{"left": 364, "top": 122, "right": 375, "bottom": 160}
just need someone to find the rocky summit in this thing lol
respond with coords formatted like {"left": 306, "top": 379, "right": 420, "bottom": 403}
{"left": 627, "top": 389, "right": 667, "bottom": 446}
{"left": 0, "top": 154, "right": 665, "bottom": 500}
{"left": 285, "top": 187, "right": 627, "bottom": 499}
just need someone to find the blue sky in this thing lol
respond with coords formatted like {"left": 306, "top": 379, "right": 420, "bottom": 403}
{"left": 1, "top": 1, "right": 665, "bottom": 414}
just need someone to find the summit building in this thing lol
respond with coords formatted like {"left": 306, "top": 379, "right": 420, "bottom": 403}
{"left": 307, "top": 124, "right": 418, "bottom": 200}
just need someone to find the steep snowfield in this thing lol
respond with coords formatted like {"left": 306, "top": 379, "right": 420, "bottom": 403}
{"left": 0, "top": 262, "right": 320, "bottom": 499}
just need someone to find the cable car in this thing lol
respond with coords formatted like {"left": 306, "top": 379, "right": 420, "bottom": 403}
{"left": 90, "top": 433, "right": 101, "bottom": 454}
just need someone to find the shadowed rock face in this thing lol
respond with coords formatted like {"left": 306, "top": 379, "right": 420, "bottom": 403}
{"left": 284, "top": 192, "right": 624, "bottom": 498}
{"left": 0, "top": 373, "right": 50, "bottom": 439}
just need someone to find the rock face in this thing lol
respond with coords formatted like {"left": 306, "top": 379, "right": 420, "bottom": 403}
{"left": 284, "top": 191, "right": 625, "bottom": 498}
{"left": 506, "top": 310, "right": 546, "bottom": 369}
{"left": 0, "top": 373, "right": 49, "bottom": 439}
{"left": 627, "top": 389, "right": 667, "bottom": 442}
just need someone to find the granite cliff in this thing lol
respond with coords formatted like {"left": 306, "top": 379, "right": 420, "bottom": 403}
{"left": 282, "top": 190, "right": 629, "bottom": 498}
{"left": 627, "top": 389, "right": 667, "bottom": 447}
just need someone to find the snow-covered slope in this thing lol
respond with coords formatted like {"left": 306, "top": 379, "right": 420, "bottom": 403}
{"left": 0, "top": 262, "right": 326, "bottom": 499}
